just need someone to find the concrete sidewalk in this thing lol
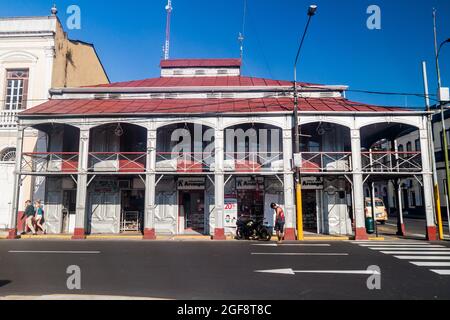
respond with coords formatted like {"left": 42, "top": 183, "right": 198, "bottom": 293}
{"left": 0, "top": 232, "right": 384, "bottom": 241}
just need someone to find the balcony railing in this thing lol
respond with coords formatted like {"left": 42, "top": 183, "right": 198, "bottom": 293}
{"left": 0, "top": 110, "right": 19, "bottom": 129}
{"left": 21, "top": 152, "right": 79, "bottom": 173}
{"left": 156, "top": 152, "right": 214, "bottom": 173}
{"left": 299, "top": 152, "right": 352, "bottom": 173}
{"left": 88, "top": 152, "right": 146, "bottom": 173}
{"left": 222, "top": 152, "right": 284, "bottom": 172}
{"left": 361, "top": 151, "right": 422, "bottom": 173}
{"left": 20, "top": 151, "right": 423, "bottom": 175}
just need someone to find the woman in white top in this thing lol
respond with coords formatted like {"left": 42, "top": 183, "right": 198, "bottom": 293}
{"left": 34, "top": 200, "right": 45, "bottom": 234}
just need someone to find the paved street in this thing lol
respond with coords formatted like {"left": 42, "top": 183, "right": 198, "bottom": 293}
{"left": 374, "top": 217, "right": 450, "bottom": 239}
{"left": 1, "top": 239, "right": 450, "bottom": 300}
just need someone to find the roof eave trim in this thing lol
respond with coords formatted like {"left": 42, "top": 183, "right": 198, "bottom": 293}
{"left": 18, "top": 110, "right": 428, "bottom": 119}
{"left": 49, "top": 85, "right": 346, "bottom": 95}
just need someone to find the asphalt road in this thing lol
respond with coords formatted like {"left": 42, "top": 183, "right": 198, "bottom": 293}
{"left": 1, "top": 239, "right": 450, "bottom": 300}
{"left": 375, "top": 216, "right": 450, "bottom": 239}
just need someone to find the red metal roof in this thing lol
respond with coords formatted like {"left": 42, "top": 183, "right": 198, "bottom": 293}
{"left": 90, "top": 76, "right": 308, "bottom": 88}
{"left": 160, "top": 58, "right": 242, "bottom": 68}
{"left": 20, "top": 98, "right": 411, "bottom": 117}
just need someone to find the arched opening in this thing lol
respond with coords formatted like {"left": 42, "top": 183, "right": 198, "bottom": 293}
{"left": 0, "top": 147, "right": 16, "bottom": 162}
{"left": 87, "top": 123, "right": 147, "bottom": 235}
{"left": 156, "top": 122, "right": 215, "bottom": 173}
{"left": 154, "top": 122, "right": 216, "bottom": 235}
{"left": 219, "top": 123, "right": 284, "bottom": 233}
{"left": 19, "top": 123, "right": 81, "bottom": 235}
{"left": 22, "top": 123, "right": 80, "bottom": 173}
{"left": 298, "top": 122, "right": 353, "bottom": 235}
{"left": 299, "top": 122, "right": 351, "bottom": 172}
{"left": 360, "top": 122, "right": 426, "bottom": 239}
{"left": 224, "top": 123, "right": 283, "bottom": 172}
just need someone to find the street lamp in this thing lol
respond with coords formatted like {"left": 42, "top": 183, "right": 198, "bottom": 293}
{"left": 293, "top": 4, "right": 317, "bottom": 241}
{"left": 433, "top": 9, "right": 450, "bottom": 238}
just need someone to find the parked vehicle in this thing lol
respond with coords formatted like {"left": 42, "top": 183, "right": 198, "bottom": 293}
{"left": 365, "top": 197, "right": 388, "bottom": 224}
{"left": 236, "top": 217, "right": 271, "bottom": 241}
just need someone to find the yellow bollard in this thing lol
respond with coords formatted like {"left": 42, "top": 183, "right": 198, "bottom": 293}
{"left": 296, "top": 183, "right": 304, "bottom": 241}
{"left": 434, "top": 184, "right": 444, "bottom": 240}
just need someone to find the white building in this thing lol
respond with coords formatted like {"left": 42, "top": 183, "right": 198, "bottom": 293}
{"left": 0, "top": 13, "right": 109, "bottom": 229}
{"left": 376, "top": 109, "right": 450, "bottom": 221}
{"left": 7, "top": 58, "right": 438, "bottom": 241}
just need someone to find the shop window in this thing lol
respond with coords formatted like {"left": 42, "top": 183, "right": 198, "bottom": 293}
{"left": 5, "top": 69, "right": 29, "bottom": 110}
{"left": 406, "top": 142, "right": 412, "bottom": 152}
{"left": 415, "top": 139, "right": 421, "bottom": 152}
{"left": 410, "top": 191, "right": 416, "bottom": 207}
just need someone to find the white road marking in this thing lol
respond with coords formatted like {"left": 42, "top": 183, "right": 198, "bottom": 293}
{"left": 255, "top": 268, "right": 379, "bottom": 275}
{"left": 394, "top": 256, "right": 450, "bottom": 260}
{"left": 359, "top": 244, "right": 443, "bottom": 248}
{"left": 252, "top": 244, "right": 331, "bottom": 247}
{"left": 9, "top": 250, "right": 100, "bottom": 254}
{"left": 410, "top": 262, "right": 450, "bottom": 267}
{"left": 370, "top": 247, "right": 450, "bottom": 251}
{"left": 430, "top": 270, "right": 450, "bottom": 275}
{"left": 354, "top": 241, "right": 427, "bottom": 245}
{"left": 251, "top": 253, "right": 348, "bottom": 256}
{"left": 381, "top": 251, "right": 450, "bottom": 255}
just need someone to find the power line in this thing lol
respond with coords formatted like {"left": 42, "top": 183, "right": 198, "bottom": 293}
{"left": 301, "top": 85, "right": 439, "bottom": 103}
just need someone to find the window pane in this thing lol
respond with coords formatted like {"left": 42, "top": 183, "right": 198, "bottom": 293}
{"left": 4, "top": 70, "right": 28, "bottom": 110}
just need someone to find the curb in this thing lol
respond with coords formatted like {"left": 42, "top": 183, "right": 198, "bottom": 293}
{"left": 0, "top": 234, "right": 385, "bottom": 241}
{"left": 0, "top": 294, "right": 169, "bottom": 300}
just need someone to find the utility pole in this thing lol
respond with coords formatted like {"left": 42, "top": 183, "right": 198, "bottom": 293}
{"left": 422, "top": 61, "right": 444, "bottom": 240}
{"left": 293, "top": 5, "right": 317, "bottom": 241}
{"left": 433, "top": 8, "right": 450, "bottom": 238}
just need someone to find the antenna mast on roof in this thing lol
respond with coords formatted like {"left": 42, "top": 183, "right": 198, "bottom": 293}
{"left": 238, "top": 0, "right": 247, "bottom": 61}
{"left": 163, "top": 0, "right": 173, "bottom": 60}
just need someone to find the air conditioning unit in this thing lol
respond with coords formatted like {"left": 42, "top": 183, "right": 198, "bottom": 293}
{"left": 325, "top": 160, "right": 350, "bottom": 172}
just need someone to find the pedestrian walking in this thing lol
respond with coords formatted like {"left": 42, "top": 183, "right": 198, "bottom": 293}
{"left": 34, "top": 200, "right": 45, "bottom": 234}
{"left": 270, "top": 203, "right": 285, "bottom": 243}
{"left": 24, "top": 200, "right": 36, "bottom": 235}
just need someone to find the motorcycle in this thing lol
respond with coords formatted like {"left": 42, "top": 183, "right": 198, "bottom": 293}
{"left": 236, "top": 217, "right": 271, "bottom": 241}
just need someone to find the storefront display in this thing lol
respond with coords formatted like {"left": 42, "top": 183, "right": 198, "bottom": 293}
{"left": 224, "top": 197, "right": 238, "bottom": 227}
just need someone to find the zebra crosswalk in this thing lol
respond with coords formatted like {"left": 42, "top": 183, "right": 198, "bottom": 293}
{"left": 353, "top": 240, "right": 450, "bottom": 276}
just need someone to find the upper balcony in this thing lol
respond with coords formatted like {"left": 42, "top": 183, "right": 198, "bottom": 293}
{"left": 0, "top": 110, "right": 19, "bottom": 129}
{"left": 361, "top": 151, "right": 422, "bottom": 173}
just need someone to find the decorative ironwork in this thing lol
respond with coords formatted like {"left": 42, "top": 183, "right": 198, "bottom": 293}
{"left": 361, "top": 151, "right": 422, "bottom": 173}
{"left": 298, "top": 152, "right": 352, "bottom": 173}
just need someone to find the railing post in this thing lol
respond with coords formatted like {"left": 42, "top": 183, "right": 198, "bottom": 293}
{"left": 144, "top": 128, "right": 157, "bottom": 240}
{"left": 73, "top": 128, "right": 90, "bottom": 240}
{"left": 7, "top": 126, "right": 24, "bottom": 239}
{"left": 420, "top": 128, "right": 437, "bottom": 240}
{"left": 351, "top": 128, "right": 368, "bottom": 240}
{"left": 213, "top": 127, "right": 226, "bottom": 240}
{"left": 390, "top": 139, "right": 406, "bottom": 235}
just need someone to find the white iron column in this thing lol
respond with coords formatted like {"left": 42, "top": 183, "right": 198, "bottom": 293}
{"left": 351, "top": 128, "right": 368, "bottom": 240}
{"left": 420, "top": 128, "right": 437, "bottom": 240}
{"left": 393, "top": 140, "right": 406, "bottom": 236}
{"left": 213, "top": 127, "right": 226, "bottom": 240}
{"left": 7, "top": 127, "right": 24, "bottom": 239}
{"left": 73, "top": 128, "right": 90, "bottom": 240}
{"left": 144, "top": 128, "right": 157, "bottom": 240}
{"left": 283, "top": 129, "right": 296, "bottom": 240}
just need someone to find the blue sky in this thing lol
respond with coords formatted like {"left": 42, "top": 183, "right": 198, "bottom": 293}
{"left": 2, "top": 0, "right": 450, "bottom": 108}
